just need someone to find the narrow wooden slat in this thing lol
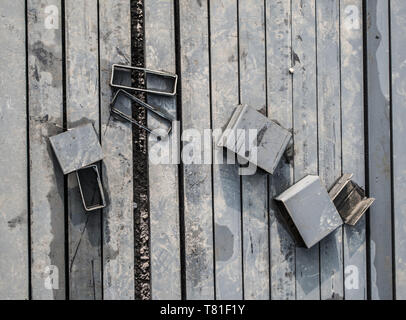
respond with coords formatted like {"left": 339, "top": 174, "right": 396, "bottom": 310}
{"left": 179, "top": 0, "right": 214, "bottom": 300}
{"left": 28, "top": 0, "right": 65, "bottom": 300}
{"left": 210, "top": 0, "right": 242, "bottom": 299}
{"left": 292, "top": 0, "right": 320, "bottom": 300}
{"left": 99, "top": 0, "right": 134, "bottom": 300}
{"left": 0, "top": 0, "right": 29, "bottom": 300}
{"left": 391, "top": 0, "right": 406, "bottom": 300}
{"left": 317, "top": 0, "right": 344, "bottom": 300}
{"left": 65, "top": 0, "right": 101, "bottom": 300}
{"left": 145, "top": 0, "right": 181, "bottom": 299}
{"left": 340, "top": 0, "right": 367, "bottom": 300}
{"left": 238, "top": 0, "right": 269, "bottom": 300}
{"left": 366, "top": 0, "right": 393, "bottom": 300}
{"left": 266, "top": 0, "right": 295, "bottom": 300}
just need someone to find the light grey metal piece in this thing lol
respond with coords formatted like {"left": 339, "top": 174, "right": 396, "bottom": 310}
{"left": 49, "top": 123, "right": 103, "bottom": 175}
{"left": 218, "top": 104, "right": 292, "bottom": 175}
{"left": 76, "top": 164, "right": 106, "bottom": 212}
{"left": 274, "top": 175, "right": 343, "bottom": 249}
{"left": 110, "top": 64, "right": 178, "bottom": 96}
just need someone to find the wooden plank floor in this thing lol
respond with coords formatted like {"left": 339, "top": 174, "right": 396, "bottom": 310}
{"left": 1, "top": 0, "right": 406, "bottom": 300}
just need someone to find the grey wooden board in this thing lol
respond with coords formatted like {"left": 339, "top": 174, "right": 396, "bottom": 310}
{"left": 366, "top": 0, "right": 393, "bottom": 300}
{"left": 391, "top": 0, "right": 406, "bottom": 300}
{"left": 99, "top": 0, "right": 135, "bottom": 300}
{"left": 27, "top": 0, "right": 65, "bottom": 300}
{"left": 0, "top": 0, "right": 29, "bottom": 300}
{"left": 340, "top": 0, "right": 367, "bottom": 300}
{"left": 317, "top": 0, "right": 344, "bottom": 300}
{"left": 65, "top": 0, "right": 101, "bottom": 300}
{"left": 179, "top": 0, "right": 214, "bottom": 300}
{"left": 291, "top": 0, "right": 320, "bottom": 300}
{"left": 239, "top": 0, "right": 268, "bottom": 300}
{"left": 145, "top": 0, "right": 181, "bottom": 300}
{"left": 266, "top": 0, "right": 295, "bottom": 300}
{"left": 210, "top": 0, "right": 243, "bottom": 300}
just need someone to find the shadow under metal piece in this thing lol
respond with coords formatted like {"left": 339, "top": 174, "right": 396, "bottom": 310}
{"left": 110, "top": 89, "right": 174, "bottom": 137}
{"left": 110, "top": 64, "right": 178, "bottom": 96}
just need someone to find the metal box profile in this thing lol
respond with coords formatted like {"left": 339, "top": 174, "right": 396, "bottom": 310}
{"left": 274, "top": 174, "right": 375, "bottom": 248}
{"left": 217, "top": 104, "right": 292, "bottom": 175}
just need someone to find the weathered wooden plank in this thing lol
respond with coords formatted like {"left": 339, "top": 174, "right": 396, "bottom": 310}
{"left": 291, "top": 0, "right": 320, "bottom": 300}
{"left": 145, "top": 0, "right": 181, "bottom": 299}
{"left": 179, "top": 0, "right": 214, "bottom": 300}
{"left": 391, "top": 0, "right": 406, "bottom": 300}
{"left": 65, "top": 0, "right": 101, "bottom": 300}
{"left": 239, "top": 0, "right": 269, "bottom": 300}
{"left": 210, "top": 0, "right": 242, "bottom": 300}
{"left": 266, "top": 0, "right": 295, "bottom": 300}
{"left": 366, "top": 0, "right": 393, "bottom": 300}
{"left": 317, "top": 0, "right": 344, "bottom": 300}
{"left": 27, "top": 0, "right": 65, "bottom": 300}
{"left": 0, "top": 0, "right": 29, "bottom": 300}
{"left": 340, "top": 0, "right": 367, "bottom": 300}
{"left": 99, "top": 0, "right": 134, "bottom": 300}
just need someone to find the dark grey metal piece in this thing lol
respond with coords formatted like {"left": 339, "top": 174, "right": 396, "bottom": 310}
{"left": 110, "top": 64, "right": 178, "bottom": 96}
{"left": 217, "top": 104, "right": 292, "bottom": 175}
{"left": 274, "top": 175, "right": 343, "bottom": 249}
{"left": 49, "top": 123, "right": 103, "bottom": 175}
{"left": 76, "top": 164, "right": 106, "bottom": 212}
{"left": 329, "top": 174, "right": 375, "bottom": 226}
{"left": 110, "top": 89, "right": 174, "bottom": 137}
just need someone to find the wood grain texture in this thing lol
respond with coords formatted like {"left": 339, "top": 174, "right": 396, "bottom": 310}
{"left": 0, "top": 0, "right": 29, "bottom": 300}
{"left": 179, "top": 0, "right": 214, "bottom": 300}
{"left": 27, "top": 0, "right": 65, "bottom": 300}
{"left": 317, "top": 0, "right": 344, "bottom": 300}
{"left": 239, "top": 0, "right": 269, "bottom": 300}
{"left": 145, "top": 0, "right": 181, "bottom": 300}
{"left": 291, "top": 0, "right": 320, "bottom": 300}
{"left": 266, "top": 0, "right": 295, "bottom": 300}
{"left": 340, "top": 0, "right": 367, "bottom": 300}
{"left": 366, "top": 0, "right": 393, "bottom": 300}
{"left": 99, "top": 0, "right": 134, "bottom": 300}
{"left": 210, "top": 0, "right": 243, "bottom": 300}
{"left": 65, "top": 0, "right": 101, "bottom": 300}
{"left": 391, "top": 0, "right": 406, "bottom": 300}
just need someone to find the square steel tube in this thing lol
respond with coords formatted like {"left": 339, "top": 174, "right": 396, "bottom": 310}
{"left": 218, "top": 104, "right": 292, "bottom": 175}
{"left": 76, "top": 164, "right": 106, "bottom": 212}
{"left": 110, "top": 64, "right": 178, "bottom": 96}
{"left": 274, "top": 175, "right": 343, "bottom": 248}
